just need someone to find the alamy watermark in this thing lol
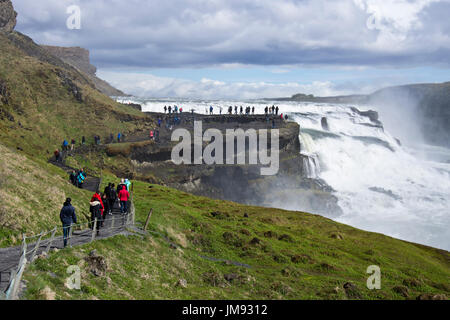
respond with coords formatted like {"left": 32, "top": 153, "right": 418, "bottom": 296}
{"left": 171, "top": 121, "right": 280, "bottom": 176}
{"left": 66, "top": 5, "right": 81, "bottom": 30}
{"left": 66, "top": 265, "right": 81, "bottom": 290}
{"left": 366, "top": 265, "right": 381, "bottom": 290}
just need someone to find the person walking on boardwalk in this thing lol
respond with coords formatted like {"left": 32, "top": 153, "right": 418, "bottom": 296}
{"left": 104, "top": 183, "right": 113, "bottom": 214}
{"left": 102, "top": 193, "right": 110, "bottom": 219}
{"left": 76, "top": 168, "right": 86, "bottom": 188}
{"left": 117, "top": 132, "right": 121, "bottom": 143}
{"left": 69, "top": 170, "right": 77, "bottom": 185}
{"left": 124, "top": 178, "right": 132, "bottom": 191}
{"left": 82, "top": 136, "right": 86, "bottom": 145}
{"left": 109, "top": 183, "right": 117, "bottom": 212}
{"left": 54, "top": 149, "right": 61, "bottom": 162}
{"left": 62, "top": 139, "right": 69, "bottom": 151}
{"left": 118, "top": 179, "right": 126, "bottom": 193}
{"left": 60, "top": 198, "right": 77, "bottom": 248}
{"left": 164, "top": 106, "right": 167, "bottom": 113}
{"left": 118, "top": 184, "right": 130, "bottom": 214}
{"left": 90, "top": 190, "right": 104, "bottom": 228}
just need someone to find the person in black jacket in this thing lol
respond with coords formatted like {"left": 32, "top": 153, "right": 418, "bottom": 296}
{"left": 60, "top": 198, "right": 77, "bottom": 248}
{"left": 103, "top": 183, "right": 112, "bottom": 214}
{"left": 109, "top": 183, "right": 117, "bottom": 212}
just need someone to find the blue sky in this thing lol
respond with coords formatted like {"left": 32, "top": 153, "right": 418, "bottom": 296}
{"left": 12, "top": 0, "right": 450, "bottom": 99}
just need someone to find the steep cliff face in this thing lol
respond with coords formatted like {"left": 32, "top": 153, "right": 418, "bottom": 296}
{"left": 0, "top": 0, "right": 16, "bottom": 33}
{"left": 105, "top": 114, "right": 342, "bottom": 216}
{"left": 41, "top": 46, "right": 97, "bottom": 75}
{"left": 42, "top": 45, "right": 127, "bottom": 97}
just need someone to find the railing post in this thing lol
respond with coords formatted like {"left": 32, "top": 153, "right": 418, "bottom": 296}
{"left": 111, "top": 216, "right": 115, "bottom": 229}
{"left": 144, "top": 209, "right": 153, "bottom": 231}
{"left": 91, "top": 218, "right": 97, "bottom": 242}
{"left": 9, "top": 256, "right": 27, "bottom": 300}
{"left": 30, "top": 232, "right": 43, "bottom": 263}
{"left": 68, "top": 224, "right": 74, "bottom": 247}
{"left": 6, "top": 236, "right": 28, "bottom": 300}
{"left": 45, "top": 227, "right": 57, "bottom": 254}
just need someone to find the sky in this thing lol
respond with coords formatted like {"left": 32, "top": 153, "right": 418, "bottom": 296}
{"left": 12, "top": 0, "right": 450, "bottom": 99}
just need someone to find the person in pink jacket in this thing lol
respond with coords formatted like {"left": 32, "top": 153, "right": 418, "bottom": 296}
{"left": 118, "top": 185, "right": 130, "bottom": 214}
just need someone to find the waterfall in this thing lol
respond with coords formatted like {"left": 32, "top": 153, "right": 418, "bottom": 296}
{"left": 299, "top": 131, "right": 321, "bottom": 179}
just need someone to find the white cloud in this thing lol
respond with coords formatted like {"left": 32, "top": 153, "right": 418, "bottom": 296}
{"left": 97, "top": 70, "right": 343, "bottom": 99}
{"left": 354, "top": 0, "right": 443, "bottom": 47}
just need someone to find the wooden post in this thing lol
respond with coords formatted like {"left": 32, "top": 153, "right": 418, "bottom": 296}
{"left": 30, "top": 232, "right": 43, "bottom": 263}
{"left": 91, "top": 218, "right": 97, "bottom": 242}
{"left": 111, "top": 216, "right": 115, "bottom": 229}
{"left": 144, "top": 209, "right": 153, "bottom": 231}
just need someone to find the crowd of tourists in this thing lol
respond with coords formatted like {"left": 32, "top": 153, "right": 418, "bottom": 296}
{"left": 59, "top": 178, "right": 132, "bottom": 247}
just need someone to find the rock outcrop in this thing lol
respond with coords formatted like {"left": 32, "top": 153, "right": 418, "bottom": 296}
{"left": 0, "top": 0, "right": 16, "bottom": 33}
{"left": 42, "top": 45, "right": 127, "bottom": 97}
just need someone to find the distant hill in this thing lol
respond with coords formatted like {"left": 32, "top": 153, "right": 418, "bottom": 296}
{"left": 269, "top": 82, "right": 450, "bottom": 147}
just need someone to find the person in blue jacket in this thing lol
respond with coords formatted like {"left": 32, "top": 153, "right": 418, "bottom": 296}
{"left": 60, "top": 198, "right": 77, "bottom": 248}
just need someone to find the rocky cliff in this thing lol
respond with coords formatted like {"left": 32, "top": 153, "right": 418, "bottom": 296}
{"left": 0, "top": 0, "right": 16, "bottom": 33}
{"left": 103, "top": 113, "right": 342, "bottom": 216}
{"left": 42, "top": 45, "right": 127, "bottom": 97}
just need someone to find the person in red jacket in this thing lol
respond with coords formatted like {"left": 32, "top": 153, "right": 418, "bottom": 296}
{"left": 118, "top": 185, "right": 130, "bottom": 214}
{"left": 90, "top": 190, "right": 104, "bottom": 227}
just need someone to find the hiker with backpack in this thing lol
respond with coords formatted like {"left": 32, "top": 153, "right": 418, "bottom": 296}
{"left": 76, "top": 169, "right": 86, "bottom": 188}
{"left": 60, "top": 198, "right": 77, "bottom": 248}
{"left": 90, "top": 190, "right": 104, "bottom": 232}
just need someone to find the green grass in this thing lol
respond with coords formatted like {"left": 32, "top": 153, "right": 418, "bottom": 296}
{"left": 22, "top": 179, "right": 450, "bottom": 300}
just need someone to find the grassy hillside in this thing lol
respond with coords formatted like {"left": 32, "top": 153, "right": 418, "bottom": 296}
{"left": 0, "top": 143, "right": 93, "bottom": 247}
{"left": 22, "top": 179, "right": 450, "bottom": 300}
{"left": 0, "top": 31, "right": 151, "bottom": 246}
{"left": 0, "top": 32, "right": 151, "bottom": 161}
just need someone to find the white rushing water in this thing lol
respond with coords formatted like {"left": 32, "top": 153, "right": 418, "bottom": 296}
{"left": 117, "top": 97, "right": 450, "bottom": 250}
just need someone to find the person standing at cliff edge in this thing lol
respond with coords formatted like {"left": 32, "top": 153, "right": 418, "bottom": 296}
{"left": 60, "top": 198, "right": 77, "bottom": 248}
